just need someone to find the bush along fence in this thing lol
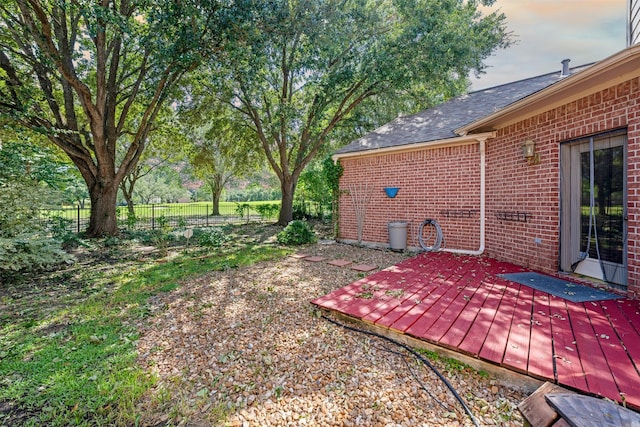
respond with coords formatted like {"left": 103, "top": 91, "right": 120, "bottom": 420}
{"left": 41, "top": 202, "right": 282, "bottom": 234}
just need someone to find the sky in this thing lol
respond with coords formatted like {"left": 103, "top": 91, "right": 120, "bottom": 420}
{"left": 470, "top": 0, "right": 628, "bottom": 90}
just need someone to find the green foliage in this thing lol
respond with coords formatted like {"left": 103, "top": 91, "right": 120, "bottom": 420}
{"left": 323, "top": 157, "right": 344, "bottom": 238}
{"left": 200, "top": 0, "right": 511, "bottom": 224}
{"left": 235, "top": 203, "right": 251, "bottom": 223}
{"left": 0, "top": 1, "right": 240, "bottom": 236}
{"left": 0, "top": 239, "right": 289, "bottom": 426}
{"left": 323, "top": 157, "right": 344, "bottom": 195}
{"left": 0, "top": 180, "right": 73, "bottom": 277}
{"left": 277, "top": 220, "right": 318, "bottom": 245}
{"left": 296, "top": 161, "right": 331, "bottom": 217}
{"left": 194, "top": 227, "right": 230, "bottom": 248}
{"left": 47, "top": 216, "right": 85, "bottom": 249}
{"left": 255, "top": 203, "right": 280, "bottom": 221}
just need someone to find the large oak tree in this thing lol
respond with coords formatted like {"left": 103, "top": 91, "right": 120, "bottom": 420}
{"left": 209, "top": 0, "right": 511, "bottom": 225}
{"left": 0, "top": 0, "right": 232, "bottom": 236}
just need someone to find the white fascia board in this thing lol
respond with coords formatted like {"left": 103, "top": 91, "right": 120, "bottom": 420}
{"left": 332, "top": 132, "right": 495, "bottom": 162}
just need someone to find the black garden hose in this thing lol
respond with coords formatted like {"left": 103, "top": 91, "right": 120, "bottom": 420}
{"left": 321, "top": 315, "right": 481, "bottom": 427}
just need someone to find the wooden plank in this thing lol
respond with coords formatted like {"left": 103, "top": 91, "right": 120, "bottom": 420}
{"left": 518, "top": 382, "right": 571, "bottom": 427}
{"left": 374, "top": 280, "right": 440, "bottom": 329}
{"left": 478, "top": 279, "right": 520, "bottom": 365}
{"left": 388, "top": 275, "right": 458, "bottom": 333}
{"left": 547, "top": 297, "right": 588, "bottom": 392}
{"left": 583, "top": 301, "right": 640, "bottom": 406}
{"left": 311, "top": 275, "right": 374, "bottom": 307}
{"left": 546, "top": 393, "right": 640, "bottom": 427}
{"left": 340, "top": 268, "right": 426, "bottom": 319}
{"left": 565, "top": 302, "right": 620, "bottom": 402}
{"left": 439, "top": 280, "right": 494, "bottom": 349}
{"left": 457, "top": 282, "right": 507, "bottom": 356}
{"left": 617, "top": 298, "right": 640, "bottom": 336}
{"left": 361, "top": 270, "right": 435, "bottom": 324}
{"left": 527, "top": 290, "right": 555, "bottom": 381}
{"left": 382, "top": 259, "right": 462, "bottom": 331}
{"left": 312, "top": 259, "right": 420, "bottom": 309}
{"left": 406, "top": 265, "right": 484, "bottom": 340}
{"left": 598, "top": 300, "right": 640, "bottom": 409}
{"left": 502, "top": 284, "right": 534, "bottom": 373}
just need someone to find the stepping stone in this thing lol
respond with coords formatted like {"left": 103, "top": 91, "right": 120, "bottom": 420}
{"left": 290, "top": 254, "right": 309, "bottom": 260}
{"left": 351, "top": 264, "right": 377, "bottom": 272}
{"left": 305, "top": 256, "right": 327, "bottom": 262}
{"left": 327, "top": 259, "right": 352, "bottom": 267}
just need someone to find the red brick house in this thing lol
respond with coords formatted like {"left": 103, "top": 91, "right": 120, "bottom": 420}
{"left": 334, "top": 45, "right": 640, "bottom": 297}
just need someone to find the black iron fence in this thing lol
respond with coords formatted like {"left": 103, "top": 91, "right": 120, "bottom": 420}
{"left": 41, "top": 203, "right": 270, "bottom": 234}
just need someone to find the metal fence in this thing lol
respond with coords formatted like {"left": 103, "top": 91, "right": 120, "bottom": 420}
{"left": 41, "top": 203, "right": 264, "bottom": 234}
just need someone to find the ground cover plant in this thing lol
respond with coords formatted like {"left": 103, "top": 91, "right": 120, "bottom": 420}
{"left": 0, "top": 224, "right": 290, "bottom": 426}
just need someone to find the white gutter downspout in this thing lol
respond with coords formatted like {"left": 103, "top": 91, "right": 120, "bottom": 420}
{"left": 441, "top": 137, "right": 487, "bottom": 256}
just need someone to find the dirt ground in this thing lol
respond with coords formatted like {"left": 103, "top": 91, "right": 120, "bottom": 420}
{"left": 134, "top": 237, "right": 529, "bottom": 426}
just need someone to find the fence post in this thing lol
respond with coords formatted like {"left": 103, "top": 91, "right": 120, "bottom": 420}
{"left": 77, "top": 205, "right": 80, "bottom": 233}
{"left": 152, "top": 204, "right": 155, "bottom": 230}
{"left": 206, "top": 205, "right": 209, "bottom": 227}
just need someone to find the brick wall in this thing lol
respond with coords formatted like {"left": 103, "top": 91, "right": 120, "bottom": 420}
{"left": 339, "top": 144, "right": 481, "bottom": 251}
{"left": 338, "top": 76, "right": 640, "bottom": 296}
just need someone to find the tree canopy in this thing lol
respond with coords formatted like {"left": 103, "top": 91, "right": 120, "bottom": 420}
{"left": 0, "top": 0, "right": 233, "bottom": 236}
{"left": 205, "top": 0, "right": 511, "bottom": 225}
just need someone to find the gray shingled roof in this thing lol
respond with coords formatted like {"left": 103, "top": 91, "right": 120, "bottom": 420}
{"left": 335, "top": 64, "right": 592, "bottom": 154}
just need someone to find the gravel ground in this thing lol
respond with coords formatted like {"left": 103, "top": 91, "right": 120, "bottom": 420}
{"left": 135, "top": 242, "right": 529, "bottom": 426}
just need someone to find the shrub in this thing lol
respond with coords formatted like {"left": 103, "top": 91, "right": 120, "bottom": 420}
{"left": 235, "top": 203, "right": 251, "bottom": 223}
{"left": 276, "top": 220, "right": 317, "bottom": 245}
{"left": 47, "top": 216, "right": 85, "bottom": 249}
{"left": 255, "top": 203, "right": 279, "bottom": 221}
{"left": 195, "top": 227, "right": 229, "bottom": 248}
{"left": 0, "top": 181, "right": 74, "bottom": 277}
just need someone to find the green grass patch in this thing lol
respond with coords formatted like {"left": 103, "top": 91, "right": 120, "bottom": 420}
{"left": 0, "top": 243, "right": 290, "bottom": 426}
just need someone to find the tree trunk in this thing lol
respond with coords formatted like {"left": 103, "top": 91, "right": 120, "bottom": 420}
{"left": 126, "top": 199, "right": 135, "bottom": 217}
{"left": 86, "top": 180, "right": 119, "bottom": 237}
{"left": 121, "top": 183, "right": 136, "bottom": 217}
{"left": 278, "top": 177, "right": 296, "bottom": 226}
{"left": 212, "top": 187, "right": 221, "bottom": 216}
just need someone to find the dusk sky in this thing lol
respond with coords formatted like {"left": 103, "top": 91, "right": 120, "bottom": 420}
{"left": 470, "top": 0, "right": 628, "bottom": 90}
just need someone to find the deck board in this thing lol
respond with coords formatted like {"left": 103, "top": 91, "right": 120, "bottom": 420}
{"left": 565, "top": 302, "right": 620, "bottom": 401}
{"left": 439, "top": 280, "right": 493, "bottom": 350}
{"left": 547, "top": 296, "right": 588, "bottom": 391}
{"left": 502, "top": 284, "right": 534, "bottom": 374}
{"left": 311, "top": 252, "right": 640, "bottom": 409}
{"left": 598, "top": 300, "right": 640, "bottom": 406}
{"left": 583, "top": 302, "right": 640, "bottom": 406}
{"left": 405, "top": 264, "right": 483, "bottom": 340}
{"left": 368, "top": 255, "right": 461, "bottom": 328}
{"left": 478, "top": 280, "right": 519, "bottom": 365}
{"left": 422, "top": 268, "right": 488, "bottom": 342}
{"left": 528, "top": 291, "right": 555, "bottom": 380}
{"left": 339, "top": 269, "right": 422, "bottom": 319}
{"left": 457, "top": 283, "right": 506, "bottom": 357}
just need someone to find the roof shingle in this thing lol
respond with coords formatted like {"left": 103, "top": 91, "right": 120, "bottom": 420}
{"left": 335, "top": 64, "right": 592, "bottom": 155}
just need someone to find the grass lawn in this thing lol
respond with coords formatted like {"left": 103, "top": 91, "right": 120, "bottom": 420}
{"left": 0, "top": 224, "right": 291, "bottom": 426}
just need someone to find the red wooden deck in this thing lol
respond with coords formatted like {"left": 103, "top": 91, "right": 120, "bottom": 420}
{"left": 311, "top": 252, "right": 640, "bottom": 409}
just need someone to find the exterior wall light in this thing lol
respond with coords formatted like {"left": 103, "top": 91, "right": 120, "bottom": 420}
{"left": 522, "top": 139, "right": 540, "bottom": 165}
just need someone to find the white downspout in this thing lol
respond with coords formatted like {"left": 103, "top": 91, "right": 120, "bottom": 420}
{"left": 442, "top": 137, "right": 487, "bottom": 256}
